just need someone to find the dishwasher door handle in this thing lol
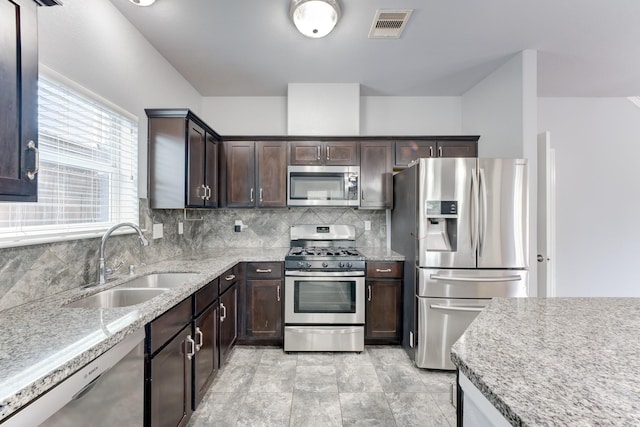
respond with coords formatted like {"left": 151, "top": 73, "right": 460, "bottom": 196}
{"left": 430, "top": 274, "right": 522, "bottom": 283}
{"left": 429, "top": 304, "right": 484, "bottom": 313}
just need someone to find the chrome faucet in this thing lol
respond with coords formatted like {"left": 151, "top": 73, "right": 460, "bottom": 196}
{"left": 97, "top": 222, "right": 149, "bottom": 285}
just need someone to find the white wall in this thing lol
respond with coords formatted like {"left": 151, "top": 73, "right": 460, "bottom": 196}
{"left": 201, "top": 96, "right": 463, "bottom": 136}
{"left": 361, "top": 97, "right": 462, "bottom": 135}
{"left": 538, "top": 98, "right": 640, "bottom": 297}
{"left": 38, "top": 0, "right": 203, "bottom": 198}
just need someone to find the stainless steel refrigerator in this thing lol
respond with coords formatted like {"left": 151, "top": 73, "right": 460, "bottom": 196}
{"left": 391, "top": 158, "right": 529, "bottom": 370}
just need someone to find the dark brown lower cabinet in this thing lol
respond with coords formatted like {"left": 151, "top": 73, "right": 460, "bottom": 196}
{"left": 240, "top": 262, "right": 283, "bottom": 345}
{"left": 192, "top": 302, "right": 219, "bottom": 409}
{"left": 147, "top": 324, "right": 193, "bottom": 427}
{"left": 365, "top": 262, "right": 403, "bottom": 345}
{"left": 219, "top": 283, "right": 238, "bottom": 364}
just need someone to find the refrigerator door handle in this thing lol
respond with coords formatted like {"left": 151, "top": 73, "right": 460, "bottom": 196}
{"left": 479, "top": 167, "right": 488, "bottom": 257}
{"left": 430, "top": 304, "right": 485, "bottom": 313}
{"left": 471, "top": 168, "right": 479, "bottom": 253}
{"left": 430, "top": 274, "right": 523, "bottom": 282}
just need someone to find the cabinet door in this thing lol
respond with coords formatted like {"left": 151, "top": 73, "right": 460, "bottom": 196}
{"left": 186, "top": 121, "right": 206, "bottom": 207}
{"left": 289, "top": 141, "right": 323, "bottom": 165}
{"left": 245, "top": 279, "right": 282, "bottom": 341}
{"left": 325, "top": 141, "right": 359, "bottom": 165}
{"left": 256, "top": 141, "right": 286, "bottom": 207}
{"left": 193, "top": 303, "right": 218, "bottom": 410}
{"left": 0, "top": 0, "right": 38, "bottom": 201}
{"left": 223, "top": 141, "right": 255, "bottom": 207}
{"left": 395, "top": 140, "right": 436, "bottom": 167}
{"left": 436, "top": 140, "right": 477, "bottom": 158}
{"left": 360, "top": 141, "right": 393, "bottom": 209}
{"left": 219, "top": 284, "right": 238, "bottom": 364}
{"left": 204, "top": 132, "right": 218, "bottom": 208}
{"left": 148, "top": 325, "right": 193, "bottom": 427}
{"left": 365, "top": 279, "right": 402, "bottom": 343}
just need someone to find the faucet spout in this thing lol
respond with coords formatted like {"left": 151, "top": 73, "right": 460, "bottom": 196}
{"left": 97, "top": 222, "right": 149, "bottom": 285}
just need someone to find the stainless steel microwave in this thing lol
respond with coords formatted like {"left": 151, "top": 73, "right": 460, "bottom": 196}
{"left": 287, "top": 165, "right": 359, "bottom": 207}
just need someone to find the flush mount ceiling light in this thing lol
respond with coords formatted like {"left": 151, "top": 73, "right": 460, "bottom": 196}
{"left": 290, "top": 0, "right": 341, "bottom": 38}
{"left": 129, "top": 0, "right": 155, "bottom": 6}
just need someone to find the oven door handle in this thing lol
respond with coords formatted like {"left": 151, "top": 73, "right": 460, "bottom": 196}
{"left": 285, "top": 270, "right": 365, "bottom": 277}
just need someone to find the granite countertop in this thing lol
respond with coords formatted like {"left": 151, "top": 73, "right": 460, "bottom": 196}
{"left": 0, "top": 247, "right": 402, "bottom": 422}
{"left": 451, "top": 298, "right": 640, "bottom": 426}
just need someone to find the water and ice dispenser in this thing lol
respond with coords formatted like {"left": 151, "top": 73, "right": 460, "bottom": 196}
{"left": 425, "top": 201, "right": 458, "bottom": 252}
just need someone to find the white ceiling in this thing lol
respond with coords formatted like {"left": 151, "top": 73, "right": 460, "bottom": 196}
{"left": 109, "top": 0, "right": 640, "bottom": 97}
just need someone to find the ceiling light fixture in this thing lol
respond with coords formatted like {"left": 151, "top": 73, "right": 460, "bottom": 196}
{"left": 290, "top": 0, "right": 341, "bottom": 38}
{"left": 129, "top": 0, "right": 155, "bottom": 6}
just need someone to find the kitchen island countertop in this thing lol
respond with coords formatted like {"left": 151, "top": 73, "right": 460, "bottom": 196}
{"left": 451, "top": 297, "right": 640, "bottom": 426}
{"left": 0, "top": 246, "right": 402, "bottom": 422}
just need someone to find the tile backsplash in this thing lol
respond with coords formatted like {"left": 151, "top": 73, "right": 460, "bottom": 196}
{"left": 0, "top": 200, "right": 386, "bottom": 311}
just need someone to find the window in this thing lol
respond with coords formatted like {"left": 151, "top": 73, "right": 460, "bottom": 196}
{"left": 0, "top": 72, "right": 139, "bottom": 247}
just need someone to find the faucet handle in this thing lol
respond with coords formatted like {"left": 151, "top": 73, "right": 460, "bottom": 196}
{"left": 105, "top": 260, "right": 125, "bottom": 277}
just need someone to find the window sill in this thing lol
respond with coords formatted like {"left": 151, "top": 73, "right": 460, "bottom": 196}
{"left": 0, "top": 226, "right": 146, "bottom": 250}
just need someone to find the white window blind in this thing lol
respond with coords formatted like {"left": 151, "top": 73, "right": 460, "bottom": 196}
{"left": 0, "top": 73, "right": 139, "bottom": 247}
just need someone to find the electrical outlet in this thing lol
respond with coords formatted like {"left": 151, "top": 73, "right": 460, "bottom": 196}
{"left": 178, "top": 222, "right": 184, "bottom": 235}
{"left": 152, "top": 223, "right": 163, "bottom": 239}
{"left": 364, "top": 220, "right": 371, "bottom": 231}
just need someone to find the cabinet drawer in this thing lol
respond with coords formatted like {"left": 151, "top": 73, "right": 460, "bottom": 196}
{"left": 220, "top": 264, "right": 240, "bottom": 294}
{"left": 246, "top": 262, "right": 282, "bottom": 279}
{"left": 194, "top": 278, "right": 218, "bottom": 316}
{"left": 366, "top": 262, "right": 403, "bottom": 278}
{"left": 147, "top": 297, "right": 192, "bottom": 355}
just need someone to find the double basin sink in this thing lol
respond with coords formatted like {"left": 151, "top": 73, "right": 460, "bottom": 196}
{"left": 65, "top": 272, "right": 199, "bottom": 309}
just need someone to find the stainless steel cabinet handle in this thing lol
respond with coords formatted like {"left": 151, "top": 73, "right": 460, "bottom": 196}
{"left": 375, "top": 268, "right": 392, "bottom": 273}
{"left": 185, "top": 335, "right": 196, "bottom": 360}
{"left": 276, "top": 285, "right": 281, "bottom": 302}
{"left": 430, "top": 304, "right": 484, "bottom": 313}
{"left": 195, "top": 327, "right": 203, "bottom": 351}
{"left": 200, "top": 184, "right": 207, "bottom": 200}
{"left": 220, "top": 303, "right": 227, "bottom": 322}
{"left": 367, "top": 285, "right": 372, "bottom": 301}
{"left": 225, "top": 274, "right": 236, "bottom": 281}
{"left": 317, "top": 146, "right": 321, "bottom": 160}
{"left": 259, "top": 188, "right": 263, "bottom": 202}
{"left": 250, "top": 188, "right": 254, "bottom": 202}
{"left": 26, "top": 140, "right": 39, "bottom": 180}
{"left": 429, "top": 146, "right": 434, "bottom": 157}
{"left": 205, "top": 185, "right": 212, "bottom": 200}
{"left": 327, "top": 146, "right": 330, "bottom": 160}
{"left": 430, "top": 274, "right": 522, "bottom": 282}
{"left": 438, "top": 146, "right": 443, "bottom": 157}
{"left": 255, "top": 268, "right": 272, "bottom": 273}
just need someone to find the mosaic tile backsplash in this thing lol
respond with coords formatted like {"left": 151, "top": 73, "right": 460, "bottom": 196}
{"left": 0, "top": 200, "right": 386, "bottom": 311}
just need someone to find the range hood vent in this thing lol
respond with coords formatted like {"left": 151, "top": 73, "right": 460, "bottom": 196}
{"left": 368, "top": 9, "right": 413, "bottom": 39}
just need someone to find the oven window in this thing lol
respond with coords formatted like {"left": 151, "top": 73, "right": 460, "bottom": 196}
{"left": 290, "top": 174, "right": 346, "bottom": 201}
{"left": 294, "top": 280, "right": 356, "bottom": 313}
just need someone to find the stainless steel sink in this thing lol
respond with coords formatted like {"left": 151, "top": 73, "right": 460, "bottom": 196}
{"left": 65, "top": 288, "right": 167, "bottom": 308}
{"left": 116, "top": 272, "right": 199, "bottom": 289}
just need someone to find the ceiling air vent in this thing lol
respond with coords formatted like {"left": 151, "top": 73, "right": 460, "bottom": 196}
{"left": 368, "top": 9, "right": 413, "bottom": 39}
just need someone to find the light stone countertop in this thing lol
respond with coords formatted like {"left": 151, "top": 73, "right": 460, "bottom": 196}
{"left": 0, "top": 247, "right": 402, "bottom": 422}
{"left": 451, "top": 297, "right": 640, "bottom": 426}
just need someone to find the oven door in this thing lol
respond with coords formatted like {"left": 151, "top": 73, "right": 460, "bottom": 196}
{"left": 285, "top": 271, "right": 365, "bottom": 324}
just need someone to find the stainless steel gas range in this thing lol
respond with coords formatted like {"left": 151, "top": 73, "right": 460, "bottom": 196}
{"left": 284, "top": 224, "right": 365, "bottom": 352}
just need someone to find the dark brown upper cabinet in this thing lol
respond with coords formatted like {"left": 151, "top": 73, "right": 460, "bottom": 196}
{"left": 220, "top": 140, "right": 287, "bottom": 208}
{"left": 289, "top": 141, "right": 359, "bottom": 166}
{"left": 0, "top": 0, "right": 42, "bottom": 202}
{"left": 394, "top": 137, "right": 479, "bottom": 169}
{"left": 146, "top": 109, "right": 220, "bottom": 209}
{"left": 360, "top": 141, "right": 393, "bottom": 209}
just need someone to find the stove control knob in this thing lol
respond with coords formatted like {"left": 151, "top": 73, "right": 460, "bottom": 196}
{"left": 338, "top": 262, "right": 345, "bottom": 268}
{"left": 346, "top": 262, "right": 353, "bottom": 268}
{"left": 298, "top": 261, "right": 305, "bottom": 268}
{"left": 306, "top": 262, "right": 312, "bottom": 269}
{"left": 322, "top": 262, "right": 328, "bottom": 268}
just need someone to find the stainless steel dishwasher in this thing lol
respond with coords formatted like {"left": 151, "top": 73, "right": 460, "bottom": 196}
{"left": 5, "top": 329, "right": 144, "bottom": 427}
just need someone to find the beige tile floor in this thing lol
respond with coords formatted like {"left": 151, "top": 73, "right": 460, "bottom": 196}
{"left": 188, "top": 346, "right": 457, "bottom": 427}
